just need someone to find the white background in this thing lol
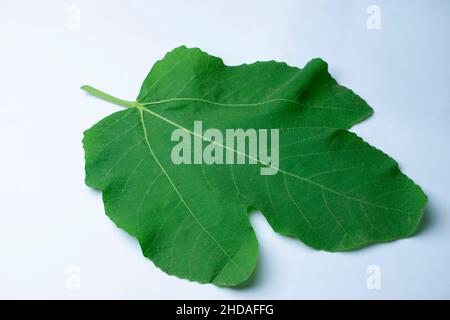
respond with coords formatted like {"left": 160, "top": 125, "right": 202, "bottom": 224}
{"left": 0, "top": 0, "right": 449, "bottom": 299}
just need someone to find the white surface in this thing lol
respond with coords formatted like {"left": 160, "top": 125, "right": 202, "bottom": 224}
{"left": 0, "top": 0, "right": 449, "bottom": 299}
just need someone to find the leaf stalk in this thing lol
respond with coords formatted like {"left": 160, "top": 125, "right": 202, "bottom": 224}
{"left": 81, "top": 85, "right": 137, "bottom": 109}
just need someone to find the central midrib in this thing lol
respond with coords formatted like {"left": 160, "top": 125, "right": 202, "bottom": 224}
{"left": 140, "top": 105, "right": 409, "bottom": 216}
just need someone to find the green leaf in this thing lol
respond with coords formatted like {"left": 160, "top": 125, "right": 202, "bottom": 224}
{"left": 81, "top": 46, "right": 427, "bottom": 286}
